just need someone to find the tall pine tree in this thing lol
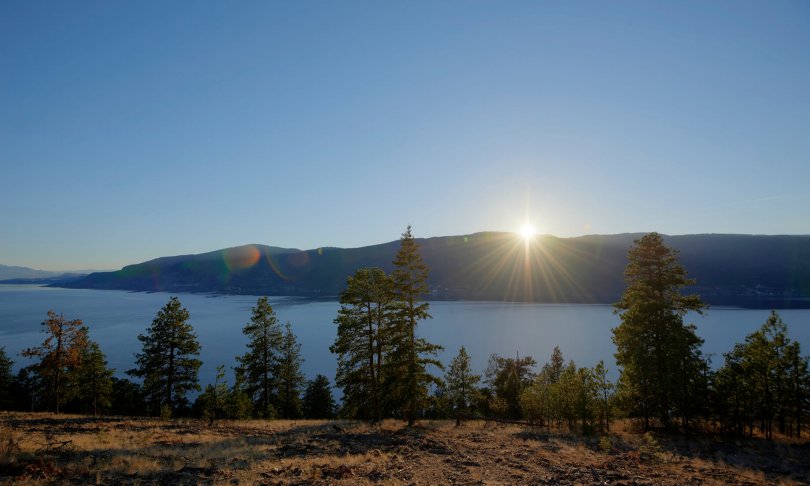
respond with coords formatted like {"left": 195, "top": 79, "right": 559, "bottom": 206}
{"left": 236, "top": 297, "right": 284, "bottom": 418}
{"left": 386, "top": 226, "right": 443, "bottom": 426}
{"left": 128, "top": 297, "right": 201, "bottom": 416}
{"left": 276, "top": 322, "right": 305, "bottom": 419}
{"left": 330, "top": 267, "right": 394, "bottom": 421}
{"left": 612, "top": 232, "right": 707, "bottom": 431}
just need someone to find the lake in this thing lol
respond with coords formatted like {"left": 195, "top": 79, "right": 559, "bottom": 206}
{"left": 1, "top": 284, "right": 809, "bottom": 391}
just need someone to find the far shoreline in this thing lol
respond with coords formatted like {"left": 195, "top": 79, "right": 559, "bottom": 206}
{"left": 2, "top": 282, "right": 809, "bottom": 310}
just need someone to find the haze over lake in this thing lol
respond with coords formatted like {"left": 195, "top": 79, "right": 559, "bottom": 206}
{"left": 2, "top": 284, "right": 809, "bottom": 390}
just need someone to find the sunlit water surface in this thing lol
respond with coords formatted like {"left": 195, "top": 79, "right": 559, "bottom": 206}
{"left": 1, "top": 285, "right": 808, "bottom": 391}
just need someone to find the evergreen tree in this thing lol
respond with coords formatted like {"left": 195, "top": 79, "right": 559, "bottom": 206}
{"left": 330, "top": 267, "right": 394, "bottom": 421}
{"left": 76, "top": 341, "right": 114, "bottom": 416}
{"left": 784, "top": 340, "right": 809, "bottom": 438}
{"left": 555, "top": 361, "right": 579, "bottom": 430}
{"left": 522, "top": 353, "right": 608, "bottom": 434}
{"left": 236, "top": 296, "right": 284, "bottom": 418}
{"left": 445, "top": 346, "right": 481, "bottom": 415}
{"left": 485, "top": 353, "right": 536, "bottom": 419}
{"left": 276, "top": 322, "right": 305, "bottom": 418}
{"left": 303, "top": 374, "right": 336, "bottom": 419}
{"left": 426, "top": 381, "right": 453, "bottom": 419}
{"left": 612, "top": 232, "right": 707, "bottom": 431}
{"left": 0, "top": 347, "right": 13, "bottom": 410}
{"left": 128, "top": 297, "right": 202, "bottom": 416}
{"left": 386, "top": 226, "right": 443, "bottom": 425}
{"left": 712, "top": 342, "right": 747, "bottom": 435}
{"left": 11, "top": 365, "right": 42, "bottom": 412}
{"left": 110, "top": 377, "right": 147, "bottom": 417}
{"left": 522, "top": 347, "right": 565, "bottom": 428}
{"left": 547, "top": 346, "right": 565, "bottom": 383}
{"left": 713, "top": 311, "right": 810, "bottom": 439}
{"left": 224, "top": 386, "right": 254, "bottom": 420}
{"left": 193, "top": 365, "right": 253, "bottom": 421}
{"left": 22, "top": 311, "right": 89, "bottom": 413}
{"left": 521, "top": 370, "right": 551, "bottom": 427}
{"left": 199, "top": 365, "right": 227, "bottom": 423}
{"left": 573, "top": 364, "right": 600, "bottom": 433}
{"left": 593, "top": 360, "right": 614, "bottom": 433}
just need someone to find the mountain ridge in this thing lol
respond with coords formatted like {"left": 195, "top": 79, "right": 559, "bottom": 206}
{"left": 55, "top": 232, "right": 810, "bottom": 309}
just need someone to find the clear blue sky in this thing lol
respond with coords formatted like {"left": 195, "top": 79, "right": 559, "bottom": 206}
{"left": 2, "top": 1, "right": 809, "bottom": 271}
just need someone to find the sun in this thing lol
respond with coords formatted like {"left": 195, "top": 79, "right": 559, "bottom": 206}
{"left": 519, "top": 223, "right": 537, "bottom": 240}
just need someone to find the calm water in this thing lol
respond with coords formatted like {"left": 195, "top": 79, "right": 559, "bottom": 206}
{"left": 1, "top": 284, "right": 809, "bottom": 389}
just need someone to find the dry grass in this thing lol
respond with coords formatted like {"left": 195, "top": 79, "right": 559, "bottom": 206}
{"left": 1, "top": 412, "right": 808, "bottom": 485}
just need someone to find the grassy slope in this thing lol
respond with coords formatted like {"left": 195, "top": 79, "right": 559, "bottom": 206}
{"left": 1, "top": 413, "right": 808, "bottom": 485}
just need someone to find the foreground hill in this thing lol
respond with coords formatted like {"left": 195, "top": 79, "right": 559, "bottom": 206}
{"left": 58, "top": 233, "right": 810, "bottom": 308}
{"left": 1, "top": 413, "right": 807, "bottom": 485}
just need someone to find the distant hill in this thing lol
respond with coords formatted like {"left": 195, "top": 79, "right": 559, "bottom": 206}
{"left": 57, "top": 233, "right": 810, "bottom": 308}
{"left": 0, "top": 264, "right": 98, "bottom": 284}
{"left": 0, "top": 274, "right": 89, "bottom": 285}
{"left": 0, "top": 264, "right": 61, "bottom": 280}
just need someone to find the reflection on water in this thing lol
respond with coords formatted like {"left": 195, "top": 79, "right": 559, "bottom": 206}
{"left": 1, "top": 285, "right": 808, "bottom": 390}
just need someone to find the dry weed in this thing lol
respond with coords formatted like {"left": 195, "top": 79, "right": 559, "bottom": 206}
{"left": 1, "top": 412, "right": 808, "bottom": 485}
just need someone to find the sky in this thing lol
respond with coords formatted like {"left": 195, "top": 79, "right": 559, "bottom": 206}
{"left": 2, "top": 1, "right": 809, "bottom": 271}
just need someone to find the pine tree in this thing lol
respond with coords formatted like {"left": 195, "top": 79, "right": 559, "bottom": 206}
{"left": 784, "top": 341, "right": 809, "bottom": 438}
{"left": 276, "top": 322, "right": 305, "bottom": 418}
{"left": 330, "top": 267, "right": 394, "bottom": 421}
{"left": 223, "top": 386, "right": 254, "bottom": 420}
{"left": 712, "top": 342, "right": 749, "bottom": 435}
{"left": 76, "top": 341, "right": 114, "bottom": 416}
{"left": 197, "top": 365, "right": 227, "bottom": 424}
{"left": 555, "top": 361, "right": 579, "bottom": 430}
{"left": 22, "top": 311, "right": 89, "bottom": 413}
{"left": 303, "top": 374, "right": 336, "bottom": 419}
{"left": 612, "top": 232, "right": 707, "bottom": 431}
{"left": 593, "top": 360, "right": 613, "bottom": 432}
{"left": 235, "top": 296, "right": 284, "bottom": 418}
{"left": 110, "top": 377, "right": 147, "bottom": 417}
{"left": 386, "top": 226, "right": 443, "bottom": 426}
{"left": 485, "top": 353, "right": 536, "bottom": 419}
{"left": 12, "top": 366, "right": 42, "bottom": 412}
{"left": 0, "top": 347, "right": 13, "bottom": 410}
{"left": 713, "top": 311, "right": 810, "bottom": 439}
{"left": 522, "top": 347, "right": 565, "bottom": 428}
{"left": 193, "top": 365, "right": 254, "bottom": 421}
{"left": 128, "top": 297, "right": 202, "bottom": 416}
{"left": 445, "top": 346, "right": 481, "bottom": 416}
{"left": 547, "top": 346, "right": 565, "bottom": 383}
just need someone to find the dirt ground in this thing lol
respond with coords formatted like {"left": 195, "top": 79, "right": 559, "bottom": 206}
{"left": 1, "top": 413, "right": 808, "bottom": 485}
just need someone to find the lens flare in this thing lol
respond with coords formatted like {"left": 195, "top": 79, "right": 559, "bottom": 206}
{"left": 265, "top": 253, "right": 288, "bottom": 280}
{"left": 223, "top": 245, "right": 261, "bottom": 271}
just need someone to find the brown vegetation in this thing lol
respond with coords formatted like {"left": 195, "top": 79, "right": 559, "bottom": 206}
{"left": 1, "top": 412, "right": 808, "bottom": 485}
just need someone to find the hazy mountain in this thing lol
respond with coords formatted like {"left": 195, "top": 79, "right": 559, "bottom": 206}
{"left": 0, "top": 264, "right": 62, "bottom": 280}
{"left": 0, "top": 264, "right": 101, "bottom": 283}
{"left": 58, "top": 233, "right": 810, "bottom": 308}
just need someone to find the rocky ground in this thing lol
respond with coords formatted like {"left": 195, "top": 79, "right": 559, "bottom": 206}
{"left": 1, "top": 413, "right": 808, "bottom": 485}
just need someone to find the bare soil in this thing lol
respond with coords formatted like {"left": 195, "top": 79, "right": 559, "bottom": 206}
{"left": 1, "top": 413, "right": 808, "bottom": 485}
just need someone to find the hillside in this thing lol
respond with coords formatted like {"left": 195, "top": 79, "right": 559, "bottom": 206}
{"left": 58, "top": 233, "right": 810, "bottom": 308}
{"left": 1, "top": 413, "right": 807, "bottom": 485}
